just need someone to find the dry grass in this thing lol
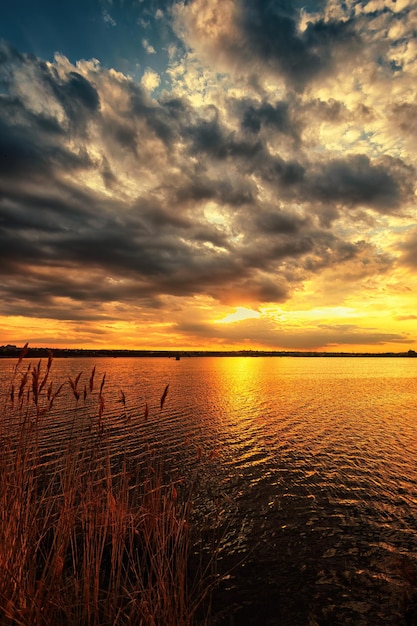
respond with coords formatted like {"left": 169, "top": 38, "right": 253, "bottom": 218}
{"left": 0, "top": 348, "right": 219, "bottom": 626}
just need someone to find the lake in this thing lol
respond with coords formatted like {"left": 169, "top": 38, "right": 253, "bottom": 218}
{"left": 1, "top": 355, "right": 417, "bottom": 625}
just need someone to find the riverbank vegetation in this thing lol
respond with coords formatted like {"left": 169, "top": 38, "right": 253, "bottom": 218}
{"left": 0, "top": 347, "right": 219, "bottom": 625}
{"left": 1, "top": 345, "right": 417, "bottom": 359}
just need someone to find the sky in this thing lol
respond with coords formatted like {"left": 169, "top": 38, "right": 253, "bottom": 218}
{"left": 0, "top": 0, "right": 416, "bottom": 352}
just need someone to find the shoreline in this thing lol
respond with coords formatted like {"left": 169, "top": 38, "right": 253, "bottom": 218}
{"left": 1, "top": 346, "right": 416, "bottom": 359}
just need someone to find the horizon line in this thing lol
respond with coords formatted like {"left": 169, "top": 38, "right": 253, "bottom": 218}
{"left": 1, "top": 345, "right": 416, "bottom": 358}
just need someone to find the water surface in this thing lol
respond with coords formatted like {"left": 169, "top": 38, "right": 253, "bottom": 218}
{"left": 2, "top": 356, "right": 417, "bottom": 625}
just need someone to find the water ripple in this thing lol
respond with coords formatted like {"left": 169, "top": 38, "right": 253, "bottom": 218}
{"left": 2, "top": 356, "right": 417, "bottom": 625}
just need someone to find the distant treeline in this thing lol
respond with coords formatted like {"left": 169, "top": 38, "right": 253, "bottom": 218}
{"left": 1, "top": 345, "right": 416, "bottom": 358}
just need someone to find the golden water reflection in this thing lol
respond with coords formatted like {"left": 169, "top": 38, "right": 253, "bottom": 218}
{"left": 1, "top": 356, "right": 417, "bottom": 624}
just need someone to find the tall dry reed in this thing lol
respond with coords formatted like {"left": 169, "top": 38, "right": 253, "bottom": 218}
{"left": 0, "top": 349, "right": 219, "bottom": 626}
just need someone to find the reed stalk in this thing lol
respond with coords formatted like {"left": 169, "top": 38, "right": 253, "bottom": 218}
{"left": 0, "top": 352, "right": 218, "bottom": 626}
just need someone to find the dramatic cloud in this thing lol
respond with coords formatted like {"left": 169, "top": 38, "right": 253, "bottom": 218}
{"left": 398, "top": 228, "right": 417, "bottom": 269}
{"left": 172, "top": 0, "right": 362, "bottom": 91}
{"left": 0, "top": 0, "right": 416, "bottom": 351}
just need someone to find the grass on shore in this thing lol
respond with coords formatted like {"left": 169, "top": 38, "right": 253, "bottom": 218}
{"left": 0, "top": 347, "right": 219, "bottom": 626}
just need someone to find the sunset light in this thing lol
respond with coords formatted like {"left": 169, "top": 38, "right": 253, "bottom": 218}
{"left": 0, "top": 0, "right": 416, "bottom": 352}
{"left": 216, "top": 307, "right": 261, "bottom": 325}
{"left": 1, "top": 6, "right": 417, "bottom": 620}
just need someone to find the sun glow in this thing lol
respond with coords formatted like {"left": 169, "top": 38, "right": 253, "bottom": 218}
{"left": 216, "top": 307, "right": 261, "bottom": 324}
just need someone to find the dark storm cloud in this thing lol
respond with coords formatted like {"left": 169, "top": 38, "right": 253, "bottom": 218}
{"left": 240, "top": 99, "right": 294, "bottom": 136}
{"left": 309, "top": 154, "right": 411, "bottom": 214}
{"left": 0, "top": 42, "right": 100, "bottom": 135}
{"left": 261, "top": 155, "right": 305, "bottom": 187}
{"left": 3, "top": 187, "right": 290, "bottom": 306}
{"left": 180, "top": 102, "right": 306, "bottom": 191}
{"left": 128, "top": 82, "right": 180, "bottom": 146}
{"left": 169, "top": 99, "right": 411, "bottom": 217}
{"left": 0, "top": 50, "right": 95, "bottom": 183}
{"left": 0, "top": 179, "right": 110, "bottom": 265}
{"left": 173, "top": 174, "right": 255, "bottom": 207}
{"left": 48, "top": 70, "right": 100, "bottom": 112}
{"left": 105, "top": 119, "right": 139, "bottom": 155}
{"left": 99, "top": 85, "right": 189, "bottom": 157}
{"left": 51, "top": 70, "right": 100, "bottom": 128}
{"left": 231, "top": 0, "right": 361, "bottom": 90}
{"left": 0, "top": 29, "right": 414, "bottom": 329}
{"left": 0, "top": 116, "right": 92, "bottom": 180}
{"left": 235, "top": 97, "right": 302, "bottom": 149}
{"left": 255, "top": 208, "right": 309, "bottom": 235}
{"left": 0, "top": 150, "right": 268, "bottom": 312}
{"left": 0, "top": 117, "right": 46, "bottom": 177}
{"left": 185, "top": 114, "right": 264, "bottom": 161}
